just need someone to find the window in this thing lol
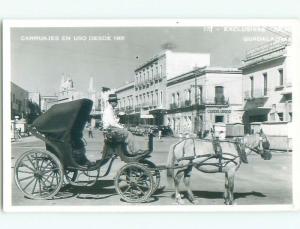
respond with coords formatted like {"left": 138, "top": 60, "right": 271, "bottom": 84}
{"left": 160, "top": 65, "right": 163, "bottom": 77}
{"left": 289, "top": 112, "right": 292, "bottom": 122}
{"left": 277, "top": 112, "right": 284, "bottom": 121}
{"left": 215, "top": 115, "right": 224, "bottom": 123}
{"left": 263, "top": 73, "right": 268, "bottom": 96}
{"left": 250, "top": 76, "right": 254, "bottom": 97}
{"left": 160, "top": 91, "right": 163, "bottom": 105}
{"left": 215, "top": 86, "right": 224, "bottom": 104}
{"left": 171, "top": 93, "right": 175, "bottom": 104}
{"left": 188, "top": 89, "right": 191, "bottom": 101}
{"left": 151, "top": 68, "right": 153, "bottom": 80}
{"left": 279, "top": 69, "right": 283, "bottom": 86}
{"left": 197, "top": 86, "right": 202, "bottom": 104}
{"left": 176, "top": 92, "right": 180, "bottom": 106}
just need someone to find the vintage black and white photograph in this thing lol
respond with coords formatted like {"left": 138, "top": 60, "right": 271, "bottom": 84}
{"left": 2, "top": 20, "right": 297, "bottom": 211}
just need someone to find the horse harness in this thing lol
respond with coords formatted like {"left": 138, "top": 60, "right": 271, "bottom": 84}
{"left": 176, "top": 137, "right": 242, "bottom": 173}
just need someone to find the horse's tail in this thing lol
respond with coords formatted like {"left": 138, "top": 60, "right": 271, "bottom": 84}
{"left": 166, "top": 143, "right": 177, "bottom": 186}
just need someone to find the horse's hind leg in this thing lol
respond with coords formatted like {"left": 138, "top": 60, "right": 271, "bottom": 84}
{"left": 183, "top": 165, "right": 198, "bottom": 204}
{"left": 174, "top": 169, "right": 185, "bottom": 204}
{"left": 224, "top": 168, "right": 236, "bottom": 205}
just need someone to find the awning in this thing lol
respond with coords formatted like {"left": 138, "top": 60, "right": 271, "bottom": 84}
{"left": 140, "top": 114, "right": 154, "bottom": 119}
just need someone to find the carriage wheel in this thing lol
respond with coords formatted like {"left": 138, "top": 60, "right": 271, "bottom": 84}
{"left": 141, "top": 159, "right": 161, "bottom": 194}
{"left": 115, "top": 163, "right": 154, "bottom": 203}
{"left": 14, "top": 150, "right": 64, "bottom": 200}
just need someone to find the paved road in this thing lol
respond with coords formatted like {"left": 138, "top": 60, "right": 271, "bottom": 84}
{"left": 11, "top": 130, "right": 292, "bottom": 206}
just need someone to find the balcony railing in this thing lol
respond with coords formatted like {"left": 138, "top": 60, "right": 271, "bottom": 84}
{"left": 244, "top": 89, "right": 268, "bottom": 100}
{"left": 169, "top": 97, "right": 229, "bottom": 110}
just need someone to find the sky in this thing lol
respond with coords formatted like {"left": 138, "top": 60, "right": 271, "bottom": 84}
{"left": 10, "top": 26, "right": 282, "bottom": 95}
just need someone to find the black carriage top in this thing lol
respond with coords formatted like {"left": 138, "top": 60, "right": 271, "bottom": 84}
{"left": 32, "top": 99, "right": 93, "bottom": 141}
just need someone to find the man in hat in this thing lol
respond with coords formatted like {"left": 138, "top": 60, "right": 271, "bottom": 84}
{"left": 102, "top": 93, "right": 136, "bottom": 156}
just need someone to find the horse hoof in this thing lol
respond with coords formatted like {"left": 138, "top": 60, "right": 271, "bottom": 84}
{"left": 192, "top": 199, "right": 200, "bottom": 205}
{"left": 176, "top": 199, "right": 185, "bottom": 205}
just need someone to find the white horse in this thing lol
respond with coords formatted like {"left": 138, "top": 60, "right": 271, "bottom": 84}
{"left": 166, "top": 130, "right": 272, "bottom": 205}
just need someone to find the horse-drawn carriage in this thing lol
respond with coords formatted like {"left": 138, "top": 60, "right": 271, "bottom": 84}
{"left": 14, "top": 99, "right": 161, "bottom": 203}
{"left": 14, "top": 99, "right": 272, "bottom": 205}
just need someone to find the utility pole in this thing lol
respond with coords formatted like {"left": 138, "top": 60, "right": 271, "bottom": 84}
{"left": 194, "top": 70, "right": 199, "bottom": 134}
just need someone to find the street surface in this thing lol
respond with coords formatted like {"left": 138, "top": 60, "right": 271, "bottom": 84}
{"left": 11, "top": 130, "right": 292, "bottom": 206}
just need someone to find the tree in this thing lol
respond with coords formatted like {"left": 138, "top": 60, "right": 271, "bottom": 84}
{"left": 27, "top": 100, "right": 41, "bottom": 124}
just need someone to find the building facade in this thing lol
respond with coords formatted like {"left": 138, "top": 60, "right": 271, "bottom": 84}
{"left": 133, "top": 50, "right": 210, "bottom": 126}
{"left": 240, "top": 40, "right": 292, "bottom": 135}
{"left": 115, "top": 82, "right": 135, "bottom": 125}
{"left": 166, "top": 67, "right": 243, "bottom": 135}
{"left": 11, "top": 82, "right": 29, "bottom": 119}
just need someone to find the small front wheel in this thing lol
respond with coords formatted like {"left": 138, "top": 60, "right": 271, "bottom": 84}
{"left": 115, "top": 163, "right": 154, "bottom": 203}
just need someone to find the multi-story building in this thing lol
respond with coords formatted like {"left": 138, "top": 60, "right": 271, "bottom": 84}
{"left": 115, "top": 82, "right": 135, "bottom": 125}
{"left": 11, "top": 82, "right": 29, "bottom": 119}
{"left": 240, "top": 40, "right": 292, "bottom": 135}
{"left": 133, "top": 50, "right": 210, "bottom": 125}
{"left": 166, "top": 67, "right": 243, "bottom": 135}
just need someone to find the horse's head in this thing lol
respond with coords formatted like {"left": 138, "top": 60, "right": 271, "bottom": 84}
{"left": 244, "top": 130, "right": 272, "bottom": 160}
{"left": 257, "top": 129, "right": 272, "bottom": 160}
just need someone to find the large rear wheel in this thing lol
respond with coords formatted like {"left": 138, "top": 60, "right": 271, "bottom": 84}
{"left": 115, "top": 163, "right": 154, "bottom": 203}
{"left": 14, "top": 150, "right": 64, "bottom": 200}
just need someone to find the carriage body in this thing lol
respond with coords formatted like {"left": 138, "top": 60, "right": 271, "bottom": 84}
{"left": 14, "top": 99, "right": 160, "bottom": 202}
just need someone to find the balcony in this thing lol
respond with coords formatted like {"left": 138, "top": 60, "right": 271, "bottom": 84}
{"left": 134, "top": 106, "right": 141, "bottom": 112}
{"left": 244, "top": 89, "right": 268, "bottom": 100}
{"left": 168, "top": 97, "right": 229, "bottom": 112}
{"left": 205, "top": 96, "right": 229, "bottom": 105}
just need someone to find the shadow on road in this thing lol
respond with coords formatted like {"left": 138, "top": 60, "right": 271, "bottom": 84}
{"left": 59, "top": 180, "right": 118, "bottom": 200}
{"left": 191, "top": 190, "right": 267, "bottom": 200}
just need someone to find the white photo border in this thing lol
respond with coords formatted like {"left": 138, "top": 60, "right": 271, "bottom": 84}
{"left": 3, "top": 19, "right": 300, "bottom": 212}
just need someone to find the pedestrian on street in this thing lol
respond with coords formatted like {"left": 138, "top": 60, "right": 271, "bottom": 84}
{"left": 158, "top": 129, "right": 162, "bottom": 140}
{"left": 88, "top": 126, "right": 93, "bottom": 138}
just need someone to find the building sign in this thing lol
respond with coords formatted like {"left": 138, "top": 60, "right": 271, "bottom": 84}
{"left": 207, "top": 109, "right": 231, "bottom": 114}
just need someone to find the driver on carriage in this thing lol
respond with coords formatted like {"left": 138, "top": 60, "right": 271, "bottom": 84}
{"left": 101, "top": 93, "right": 141, "bottom": 158}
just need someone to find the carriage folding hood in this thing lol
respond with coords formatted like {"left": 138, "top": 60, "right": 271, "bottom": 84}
{"left": 31, "top": 99, "right": 93, "bottom": 142}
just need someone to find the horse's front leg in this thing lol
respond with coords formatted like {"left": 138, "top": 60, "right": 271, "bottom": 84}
{"left": 174, "top": 169, "right": 185, "bottom": 204}
{"left": 224, "top": 168, "right": 236, "bottom": 205}
{"left": 183, "top": 165, "right": 199, "bottom": 204}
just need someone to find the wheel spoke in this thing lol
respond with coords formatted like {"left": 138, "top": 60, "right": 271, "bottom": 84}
{"left": 38, "top": 157, "right": 46, "bottom": 171}
{"left": 23, "top": 177, "right": 36, "bottom": 190}
{"left": 123, "top": 185, "right": 131, "bottom": 194}
{"left": 136, "top": 185, "right": 146, "bottom": 195}
{"left": 43, "top": 172, "right": 54, "bottom": 185}
{"left": 55, "top": 172, "right": 60, "bottom": 185}
{"left": 39, "top": 160, "right": 53, "bottom": 174}
{"left": 49, "top": 173, "right": 55, "bottom": 187}
{"left": 21, "top": 162, "right": 35, "bottom": 172}
{"left": 17, "top": 169, "right": 34, "bottom": 174}
{"left": 31, "top": 179, "right": 38, "bottom": 194}
{"left": 38, "top": 179, "right": 42, "bottom": 195}
{"left": 41, "top": 168, "right": 58, "bottom": 175}
{"left": 19, "top": 175, "right": 35, "bottom": 182}
{"left": 118, "top": 177, "right": 130, "bottom": 184}
{"left": 26, "top": 155, "right": 36, "bottom": 170}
